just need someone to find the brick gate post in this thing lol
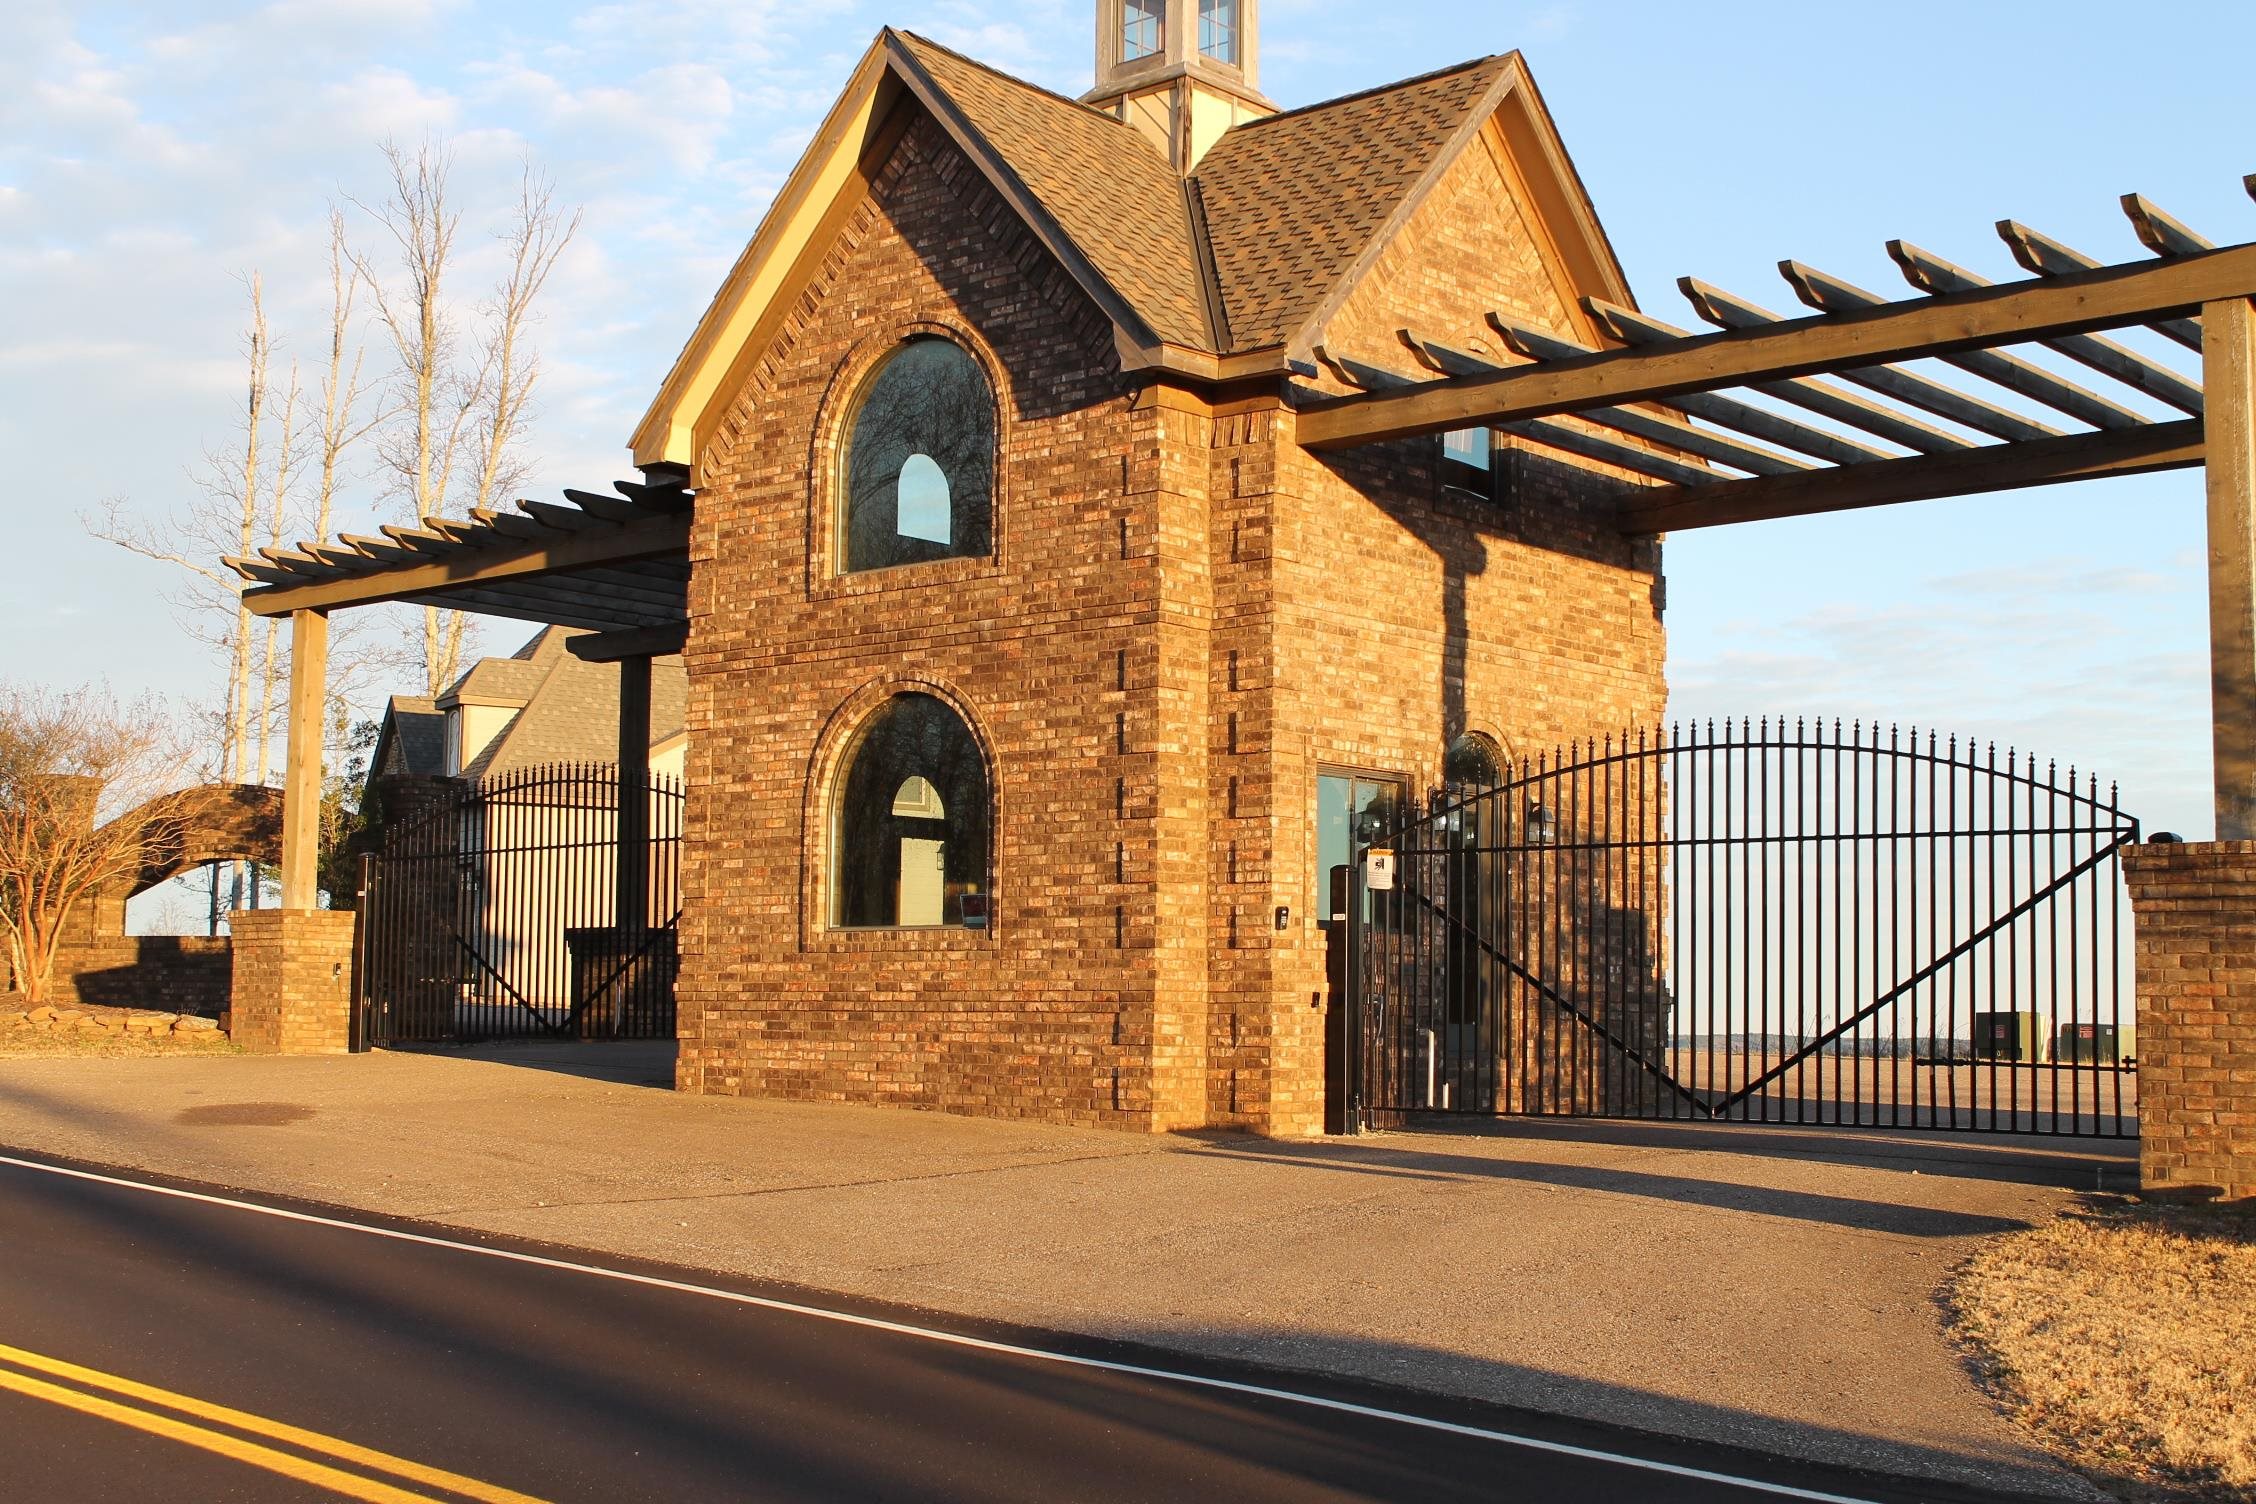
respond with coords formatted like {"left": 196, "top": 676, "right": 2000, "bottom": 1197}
{"left": 228, "top": 910, "right": 357, "bottom": 1054}
{"left": 2121, "top": 840, "right": 2256, "bottom": 1201}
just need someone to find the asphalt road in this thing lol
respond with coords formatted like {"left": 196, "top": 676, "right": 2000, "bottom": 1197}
{"left": 0, "top": 1148, "right": 2019, "bottom": 1504}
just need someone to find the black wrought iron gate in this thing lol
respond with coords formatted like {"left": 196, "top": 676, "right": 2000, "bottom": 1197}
{"left": 356, "top": 763, "right": 684, "bottom": 1044}
{"left": 1345, "top": 721, "right": 2140, "bottom": 1136}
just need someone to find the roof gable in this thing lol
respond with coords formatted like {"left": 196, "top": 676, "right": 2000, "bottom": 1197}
{"left": 631, "top": 36, "right": 1632, "bottom": 470}
{"left": 1198, "top": 52, "right": 1631, "bottom": 359}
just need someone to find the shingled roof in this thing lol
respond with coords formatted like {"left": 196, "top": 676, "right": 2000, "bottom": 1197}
{"left": 366, "top": 628, "right": 687, "bottom": 791}
{"left": 895, "top": 35, "right": 1213, "bottom": 349}
{"left": 634, "top": 30, "right": 1629, "bottom": 468}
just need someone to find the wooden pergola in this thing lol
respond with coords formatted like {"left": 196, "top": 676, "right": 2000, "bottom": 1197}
{"left": 231, "top": 177, "right": 2256, "bottom": 923}
{"left": 1299, "top": 179, "right": 2256, "bottom": 841}
{"left": 227, "top": 470, "right": 693, "bottom": 919}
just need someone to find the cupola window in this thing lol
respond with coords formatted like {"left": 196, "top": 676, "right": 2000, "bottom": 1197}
{"left": 1198, "top": 0, "right": 1239, "bottom": 64}
{"left": 1123, "top": 0, "right": 1164, "bottom": 60}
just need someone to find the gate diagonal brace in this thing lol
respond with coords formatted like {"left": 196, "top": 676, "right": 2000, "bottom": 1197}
{"left": 565, "top": 912, "right": 682, "bottom": 1037}
{"left": 1708, "top": 828, "right": 2137, "bottom": 1115}
{"left": 1397, "top": 884, "right": 1714, "bottom": 1117}
{"left": 452, "top": 931, "right": 575, "bottom": 1038}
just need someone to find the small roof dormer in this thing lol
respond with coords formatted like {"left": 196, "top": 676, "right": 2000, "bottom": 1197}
{"left": 1082, "top": 0, "right": 1275, "bottom": 172}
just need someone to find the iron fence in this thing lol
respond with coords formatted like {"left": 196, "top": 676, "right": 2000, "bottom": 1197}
{"left": 357, "top": 762, "right": 683, "bottom": 1044}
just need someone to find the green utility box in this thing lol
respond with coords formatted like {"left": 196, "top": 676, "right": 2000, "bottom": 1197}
{"left": 2056, "top": 1020, "right": 2136, "bottom": 1065}
{"left": 1971, "top": 1010, "right": 2049, "bottom": 1062}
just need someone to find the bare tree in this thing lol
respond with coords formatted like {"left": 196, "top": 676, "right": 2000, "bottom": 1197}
{"left": 355, "top": 142, "right": 579, "bottom": 695}
{"left": 87, "top": 277, "right": 272, "bottom": 786}
{"left": 0, "top": 685, "right": 192, "bottom": 1004}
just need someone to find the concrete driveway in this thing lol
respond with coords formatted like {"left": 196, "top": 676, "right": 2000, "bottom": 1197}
{"left": 0, "top": 1041, "right": 2125, "bottom": 1499}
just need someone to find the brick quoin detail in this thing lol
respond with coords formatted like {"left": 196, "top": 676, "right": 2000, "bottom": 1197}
{"left": 674, "top": 105, "right": 1664, "bottom": 1135}
{"left": 2123, "top": 841, "right": 2256, "bottom": 1201}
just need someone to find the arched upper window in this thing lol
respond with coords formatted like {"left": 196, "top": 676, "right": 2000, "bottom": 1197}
{"left": 832, "top": 693, "right": 992, "bottom": 929}
{"left": 839, "top": 337, "right": 995, "bottom": 573}
{"left": 1444, "top": 733, "right": 1501, "bottom": 790}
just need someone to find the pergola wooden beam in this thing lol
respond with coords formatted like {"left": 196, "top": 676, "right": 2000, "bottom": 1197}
{"left": 1436, "top": 323, "right": 1810, "bottom": 475}
{"left": 565, "top": 622, "right": 691, "bottom": 662}
{"left": 1294, "top": 240, "right": 2256, "bottom": 449}
{"left": 1313, "top": 345, "right": 1718, "bottom": 487}
{"left": 2125, "top": 194, "right": 2214, "bottom": 257}
{"left": 236, "top": 511, "right": 691, "bottom": 617}
{"left": 1618, "top": 419, "right": 2203, "bottom": 534}
{"left": 1998, "top": 220, "right": 2206, "bottom": 351}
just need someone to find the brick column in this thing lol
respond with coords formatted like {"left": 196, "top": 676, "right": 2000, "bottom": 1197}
{"left": 228, "top": 910, "right": 356, "bottom": 1055}
{"left": 2121, "top": 840, "right": 2256, "bottom": 1201}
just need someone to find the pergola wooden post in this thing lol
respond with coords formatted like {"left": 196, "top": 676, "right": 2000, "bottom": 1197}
{"left": 615, "top": 654, "right": 653, "bottom": 935}
{"left": 2206, "top": 296, "right": 2256, "bottom": 839}
{"left": 279, "top": 607, "right": 328, "bottom": 909}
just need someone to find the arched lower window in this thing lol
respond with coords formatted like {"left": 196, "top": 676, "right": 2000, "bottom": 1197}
{"left": 1444, "top": 733, "right": 1501, "bottom": 790}
{"left": 832, "top": 693, "right": 992, "bottom": 928}
{"left": 839, "top": 336, "right": 995, "bottom": 573}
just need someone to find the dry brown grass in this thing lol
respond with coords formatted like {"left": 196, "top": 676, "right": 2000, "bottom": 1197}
{"left": 1949, "top": 1199, "right": 2256, "bottom": 1501}
{"left": 0, "top": 1027, "right": 238, "bottom": 1060}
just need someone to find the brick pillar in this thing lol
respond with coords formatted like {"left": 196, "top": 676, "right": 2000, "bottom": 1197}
{"left": 2121, "top": 840, "right": 2256, "bottom": 1201}
{"left": 228, "top": 910, "right": 356, "bottom": 1055}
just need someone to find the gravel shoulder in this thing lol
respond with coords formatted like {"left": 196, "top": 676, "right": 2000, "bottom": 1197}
{"left": 1950, "top": 1199, "right": 2256, "bottom": 1501}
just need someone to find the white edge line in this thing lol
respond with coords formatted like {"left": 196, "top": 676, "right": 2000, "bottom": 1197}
{"left": 0, "top": 1151, "right": 1880, "bottom": 1504}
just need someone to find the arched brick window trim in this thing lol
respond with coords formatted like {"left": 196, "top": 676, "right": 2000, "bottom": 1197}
{"left": 799, "top": 674, "right": 1002, "bottom": 948}
{"left": 807, "top": 318, "right": 1012, "bottom": 587}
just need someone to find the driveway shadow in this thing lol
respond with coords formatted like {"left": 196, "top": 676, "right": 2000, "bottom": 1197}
{"left": 381, "top": 1039, "right": 678, "bottom": 1089}
{"left": 1170, "top": 1128, "right": 2053, "bottom": 1239}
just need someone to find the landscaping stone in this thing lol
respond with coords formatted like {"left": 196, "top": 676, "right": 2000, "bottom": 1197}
{"left": 172, "top": 1015, "right": 219, "bottom": 1033}
{"left": 27, "top": 1006, "right": 56, "bottom": 1023}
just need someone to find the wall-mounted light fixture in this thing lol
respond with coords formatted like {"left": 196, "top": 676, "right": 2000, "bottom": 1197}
{"left": 1526, "top": 802, "right": 1558, "bottom": 845}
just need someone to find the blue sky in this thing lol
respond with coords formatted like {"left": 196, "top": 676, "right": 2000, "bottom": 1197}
{"left": 3, "top": 0, "right": 2247, "bottom": 840}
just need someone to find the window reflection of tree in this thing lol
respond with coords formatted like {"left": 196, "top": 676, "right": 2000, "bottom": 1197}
{"left": 842, "top": 338, "right": 995, "bottom": 572}
{"left": 834, "top": 693, "right": 992, "bottom": 928}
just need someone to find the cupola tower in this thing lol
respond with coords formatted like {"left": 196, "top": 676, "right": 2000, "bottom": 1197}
{"left": 1082, "top": 0, "right": 1276, "bottom": 171}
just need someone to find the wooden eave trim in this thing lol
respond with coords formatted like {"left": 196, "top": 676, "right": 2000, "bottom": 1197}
{"left": 630, "top": 40, "right": 902, "bottom": 468}
{"left": 1619, "top": 418, "right": 2204, "bottom": 533}
{"left": 1297, "top": 241, "right": 2256, "bottom": 449}
{"left": 1492, "top": 57, "right": 1635, "bottom": 312}
{"left": 685, "top": 97, "right": 917, "bottom": 471}
{"left": 240, "top": 514, "right": 692, "bottom": 618}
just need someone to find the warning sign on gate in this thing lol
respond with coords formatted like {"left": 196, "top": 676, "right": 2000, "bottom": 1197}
{"left": 1365, "top": 848, "right": 1395, "bottom": 891}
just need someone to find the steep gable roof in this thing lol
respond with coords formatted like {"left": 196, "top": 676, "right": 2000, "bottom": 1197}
{"left": 892, "top": 35, "right": 1213, "bottom": 351}
{"left": 632, "top": 31, "right": 1632, "bottom": 470}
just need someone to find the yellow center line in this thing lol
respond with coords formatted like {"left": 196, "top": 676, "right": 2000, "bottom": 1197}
{"left": 0, "top": 1340, "right": 552, "bottom": 1504}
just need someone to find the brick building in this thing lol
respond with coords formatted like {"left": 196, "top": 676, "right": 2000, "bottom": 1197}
{"left": 631, "top": 3, "right": 1666, "bottom": 1135}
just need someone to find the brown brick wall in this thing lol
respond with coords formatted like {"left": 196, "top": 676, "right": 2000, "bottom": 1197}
{"left": 679, "top": 111, "right": 1164, "bottom": 1126}
{"left": 675, "top": 101, "right": 1665, "bottom": 1135}
{"left": 2123, "top": 840, "right": 2256, "bottom": 1202}
{"left": 228, "top": 909, "right": 355, "bottom": 1055}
